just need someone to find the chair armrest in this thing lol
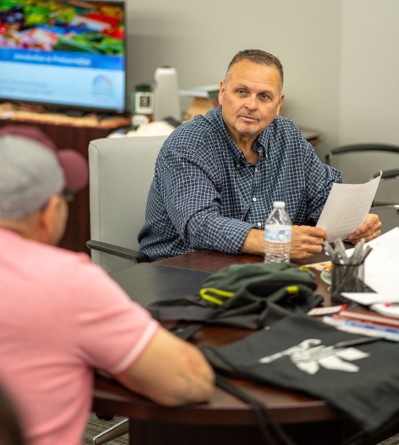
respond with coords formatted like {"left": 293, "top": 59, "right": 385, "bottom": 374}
{"left": 374, "top": 169, "right": 399, "bottom": 179}
{"left": 86, "top": 240, "right": 151, "bottom": 263}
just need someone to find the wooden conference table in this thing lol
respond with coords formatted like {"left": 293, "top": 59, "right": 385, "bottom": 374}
{"left": 92, "top": 206, "right": 399, "bottom": 445}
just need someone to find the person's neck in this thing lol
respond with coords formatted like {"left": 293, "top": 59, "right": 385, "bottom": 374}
{"left": 0, "top": 220, "right": 26, "bottom": 236}
{"left": 0, "top": 216, "right": 41, "bottom": 242}
{"left": 234, "top": 137, "right": 259, "bottom": 165}
{"left": 224, "top": 124, "right": 259, "bottom": 165}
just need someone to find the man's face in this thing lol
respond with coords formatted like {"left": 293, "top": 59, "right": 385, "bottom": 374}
{"left": 218, "top": 60, "right": 284, "bottom": 143}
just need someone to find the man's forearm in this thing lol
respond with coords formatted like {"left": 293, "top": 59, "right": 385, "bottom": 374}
{"left": 188, "top": 214, "right": 253, "bottom": 254}
{"left": 241, "top": 228, "right": 265, "bottom": 256}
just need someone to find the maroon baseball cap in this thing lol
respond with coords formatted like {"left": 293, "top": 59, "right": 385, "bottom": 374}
{"left": 0, "top": 125, "right": 89, "bottom": 218}
{"left": 0, "top": 125, "right": 88, "bottom": 192}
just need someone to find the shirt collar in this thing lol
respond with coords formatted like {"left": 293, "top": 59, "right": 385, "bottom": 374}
{"left": 211, "top": 107, "right": 276, "bottom": 163}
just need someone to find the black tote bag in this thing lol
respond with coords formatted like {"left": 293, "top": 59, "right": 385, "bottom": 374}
{"left": 203, "top": 315, "right": 399, "bottom": 445}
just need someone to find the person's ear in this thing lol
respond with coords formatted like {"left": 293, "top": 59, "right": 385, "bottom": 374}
{"left": 40, "top": 195, "right": 57, "bottom": 228}
{"left": 218, "top": 80, "right": 225, "bottom": 105}
{"left": 276, "top": 93, "right": 285, "bottom": 116}
{"left": 38, "top": 195, "right": 63, "bottom": 244}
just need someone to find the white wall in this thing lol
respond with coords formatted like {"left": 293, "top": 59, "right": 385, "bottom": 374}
{"left": 126, "top": 0, "right": 398, "bottom": 160}
{"left": 339, "top": 0, "right": 399, "bottom": 148}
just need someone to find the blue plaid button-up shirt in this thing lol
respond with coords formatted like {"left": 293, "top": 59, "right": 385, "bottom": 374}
{"left": 139, "top": 107, "right": 341, "bottom": 260}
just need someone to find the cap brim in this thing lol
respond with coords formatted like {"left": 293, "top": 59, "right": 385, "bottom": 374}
{"left": 58, "top": 150, "right": 88, "bottom": 191}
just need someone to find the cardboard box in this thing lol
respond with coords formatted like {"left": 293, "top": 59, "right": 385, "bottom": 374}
{"left": 180, "top": 85, "right": 219, "bottom": 120}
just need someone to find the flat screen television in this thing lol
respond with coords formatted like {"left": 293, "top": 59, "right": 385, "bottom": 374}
{"left": 0, "top": 0, "right": 127, "bottom": 115}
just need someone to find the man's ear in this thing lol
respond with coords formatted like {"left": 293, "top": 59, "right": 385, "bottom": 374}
{"left": 38, "top": 195, "right": 61, "bottom": 242}
{"left": 276, "top": 93, "right": 285, "bottom": 116}
{"left": 218, "top": 80, "right": 225, "bottom": 105}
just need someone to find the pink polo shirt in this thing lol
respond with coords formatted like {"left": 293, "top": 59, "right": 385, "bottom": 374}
{"left": 0, "top": 228, "right": 158, "bottom": 445}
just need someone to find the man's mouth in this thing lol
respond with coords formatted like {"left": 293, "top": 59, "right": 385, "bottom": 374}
{"left": 237, "top": 114, "right": 259, "bottom": 123}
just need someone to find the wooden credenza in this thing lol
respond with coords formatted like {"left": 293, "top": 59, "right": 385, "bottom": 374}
{"left": 0, "top": 106, "right": 131, "bottom": 252}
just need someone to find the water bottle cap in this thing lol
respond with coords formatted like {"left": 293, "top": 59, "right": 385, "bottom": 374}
{"left": 273, "top": 201, "right": 285, "bottom": 208}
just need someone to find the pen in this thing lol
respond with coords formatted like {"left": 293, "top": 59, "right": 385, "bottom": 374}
{"left": 359, "top": 245, "right": 373, "bottom": 263}
{"left": 350, "top": 239, "right": 364, "bottom": 265}
{"left": 324, "top": 241, "right": 336, "bottom": 260}
{"left": 328, "top": 317, "right": 399, "bottom": 333}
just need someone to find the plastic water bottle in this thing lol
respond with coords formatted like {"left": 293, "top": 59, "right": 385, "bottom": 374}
{"left": 264, "top": 201, "right": 292, "bottom": 263}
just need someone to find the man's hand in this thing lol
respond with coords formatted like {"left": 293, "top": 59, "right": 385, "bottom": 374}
{"left": 346, "top": 213, "right": 382, "bottom": 244}
{"left": 243, "top": 226, "right": 327, "bottom": 259}
{"left": 290, "top": 225, "right": 327, "bottom": 260}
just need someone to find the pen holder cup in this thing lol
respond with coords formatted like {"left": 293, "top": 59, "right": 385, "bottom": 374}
{"left": 331, "top": 261, "right": 365, "bottom": 303}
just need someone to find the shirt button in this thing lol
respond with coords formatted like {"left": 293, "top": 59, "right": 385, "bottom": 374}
{"left": 252, "top": 197, "right": 257, "bottom": 202}
{"left": 237, "top": 164, "right": 240, "bottom": 169}
{"left": 257, "top": 222, "right": 262, "bottom": 227}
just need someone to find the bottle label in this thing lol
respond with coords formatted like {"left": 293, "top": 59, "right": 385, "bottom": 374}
{"left": 265, "top": 225, "right": 292, "bottom": 243}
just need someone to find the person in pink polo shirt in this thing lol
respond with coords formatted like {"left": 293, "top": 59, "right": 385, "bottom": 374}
{"left": 0, "top": 126, "right": 214, "bottom": 445}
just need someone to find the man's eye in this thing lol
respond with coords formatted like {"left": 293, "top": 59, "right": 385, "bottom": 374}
{"left": 260, "top": 94, "right": 271, "bottom": 101}
{"left": 237, "top": 89, "right": 248, "bottom": 96}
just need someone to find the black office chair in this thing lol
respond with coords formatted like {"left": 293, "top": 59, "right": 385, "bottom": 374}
{"left": 326, "top": 143, "right": 399, "bottom": 184}
{"left": 373, "top": 169, "right": 399, "bottom": 206}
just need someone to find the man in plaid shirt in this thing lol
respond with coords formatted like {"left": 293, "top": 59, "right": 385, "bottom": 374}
{"left": 139, "top": 49, "right": 381, "bottom": 261}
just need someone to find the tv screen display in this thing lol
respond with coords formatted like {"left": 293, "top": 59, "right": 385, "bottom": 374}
{"left": 0, "top": 0, "right": 127, "bottom": 114}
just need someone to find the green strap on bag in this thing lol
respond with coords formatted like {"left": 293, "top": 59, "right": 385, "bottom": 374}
{"left": 147, "top": 262, "right": 322, "bottom": 330}
{"left": 199, "top": 262, "right": 318, "bottom": 311}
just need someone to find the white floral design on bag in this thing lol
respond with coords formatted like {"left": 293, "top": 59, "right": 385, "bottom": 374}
{"left": 259, "top": 339, "right": 369, "bottom": 375}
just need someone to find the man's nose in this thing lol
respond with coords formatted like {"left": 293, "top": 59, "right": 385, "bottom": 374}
{"left": 244, "top": 95, "right": 257, "bottom": 110}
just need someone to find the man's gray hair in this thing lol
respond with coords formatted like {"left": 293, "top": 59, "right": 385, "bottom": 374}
{"left": 226, "top": 49, "right": 284, "bottom": 87}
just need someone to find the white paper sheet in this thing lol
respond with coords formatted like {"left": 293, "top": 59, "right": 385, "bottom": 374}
{"left": 317, "top": 174, "right": 381, "bottom": 242}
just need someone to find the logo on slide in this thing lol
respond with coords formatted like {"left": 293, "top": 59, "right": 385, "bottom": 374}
{"left": 91, "top": 75, "right": 115, "bottom": 101}
{"left": 92, "top": 75, "right": 113, "bottom": 90}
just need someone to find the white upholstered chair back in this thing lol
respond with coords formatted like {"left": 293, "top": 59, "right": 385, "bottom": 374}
{"left": 88, "top": 135, "right": 167, "bottom": 273}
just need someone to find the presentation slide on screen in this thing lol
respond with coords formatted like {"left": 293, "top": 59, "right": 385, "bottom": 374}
{"left": 0, "top": 52, "right": 125, "bottom": 110}
{"left": 0, "top": 0, "right": 126, "bottom": 111}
